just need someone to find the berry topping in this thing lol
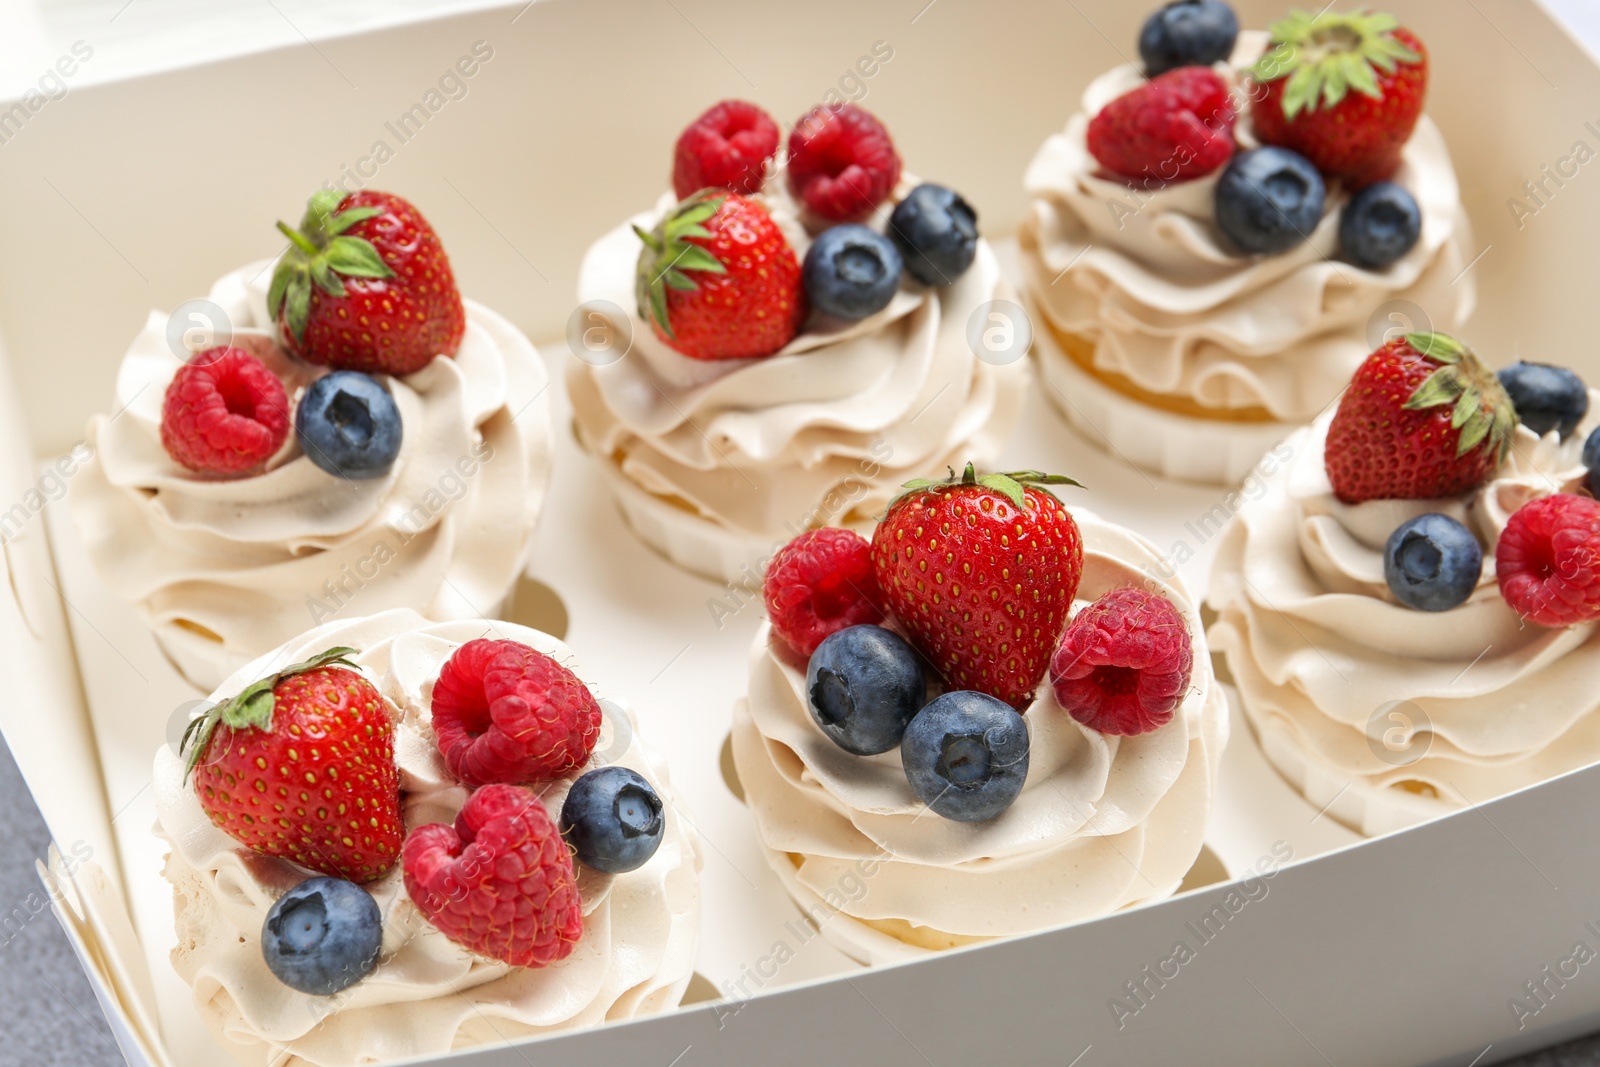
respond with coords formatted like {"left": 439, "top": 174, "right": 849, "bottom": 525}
{"left": 901, "top": 691, "right": 1030, "bottom": 822}
{"left": 1496, "top": 362, "right": 1590, "bottom": 440}
{"left": 261, "top": 877, "right": 382, "bottom": 996}
{"left": 431, "top": 638, "right": 602, "bottom": 787}
{"left": 802, "top": 224, "right": 904, "bottom": 321}
{"left": 786, "top": 103, "right": 902, "bottom": 223}
{"left": 1139, "top": 0, "right": 1240, "bottom": 76}
{"left": 160, "top": 347, "right": 290, "bottom": 476}
{"left": 1050, "top": 587, "right": 1193, "bottom": 736}
{"left": 1086, "top": 67, "right": 1236, "bottom": 185}
{"left": 1383, "top": 514, "right": 1483, "bottom": 612}
{"left": 635, "top": 190, "right": 805, "bottom": 361}
{"left": 296, "top": 371, "right": 403, "bottom": 480}
{"left": 1214, "top": 146, "right": 1325, "bottom": 255}
{"left": 673, "top": 99, "right": 781, "bottom": 199}
{"left": 889, "top": 183, "right": 979, "bottom": 286}
{"left": 805, "top": 624, "right": 927, "bottom": 756}
{"left": 1339, "top": 180, "right": 1421, "bottom": 269}
{"left": 560, "top": 766, "right": 666, "bottom": 874}
{"left": 402, "top": 784, "right": 582, "bottom": 968}
{"left": 1496, "top": 494, "right": 1600, "bottom": 628}
{"left": 763, "top": 528, "right": 887, "bottom": 658}
{"left": 1585, "top": 426, "right": 1600, "bottom": 496}
{"left": 1325, "top": 332, "right": 1516, "bottom": 504}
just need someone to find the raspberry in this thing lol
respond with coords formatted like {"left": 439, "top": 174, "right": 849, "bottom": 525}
{"left": 763, "top": 528, "right": 887, "bottom": 658}
{"left": 1049, "top": 587, "right": 1194, "bottom": 735}
{"left": 160, "top": 347, "right": 290, "bottom": 475}
{"left": 402, "top": 785, "right": 582, "bottom": 968}
{"left": 673, "top": 99, "right": 780, "bottom": 199}
{"left": 1496, "top": 494, "right": 1600, "bottom": 627}
{"left": 431, "top": 639, "right": 602, "bottom": 786}
{"left": 786, "top": 103, "right": 902, "bottom": 222}
{"left": 1086, "top": 67, "right": 1236, "bottom": 184}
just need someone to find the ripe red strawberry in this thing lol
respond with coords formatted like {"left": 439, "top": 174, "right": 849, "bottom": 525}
{"left": 635, "top": 190, "right": 805, "bottom": 361}
{"left": 1250, "top": 11, "right": 1428, "bottom": 187}
{"left": 160, "top": 347, "right": 290, "bottom": 475}
{"left": 1325, "top": 332, "right": 1516, "bottom": 504}
{"left": 787, "top": 103, "right": 902, "bottom": 222}
{"left": 763, "top": 528, "right": 888, "bottom": 659}
{"left": 269, "top": 190, "right": 466, "bottom": 376}
{"left": 673, "top": 99, "right": 780, "bottom": 199}
{"left": 1086, "top": 67, "right": 1236, "bottom": 184}
{"left": 870, "top": 465, "right": 1085, "bottom": 710}
{"left": 1050, "top": 587, "right": 1194, "bottom": 736}
{"left": 402, "top": 784, "right": 582, "bottom": 968}
{"left": 1496, "top": 494, "right": 1600, "bottom": 627}
{"left": 181, "top": 648, "right": 402, "bottom": 884}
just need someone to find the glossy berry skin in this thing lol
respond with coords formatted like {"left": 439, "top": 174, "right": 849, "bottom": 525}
{"left": 560, "top": 766, "right": 665, "bottom": 874}
{"left": 1050, "top": 588, "right": 1194, "bottom": 736}
{"left": 803, "top": 225, "right": 903, "bottom": 321}
{"left": 1214, "top": 147, "right": 1325, "bottom": 255}
{"left": 763, "top": 528, "right": 887, "bottom": 658}
{"left": 1383, "top": 514, "right": 1483, "bottom": 612}
{"left": 1496, "top": 362, "right": 1589, "bottom": 439}
{"left": 1496, "top": 494, "right": 1600, "bottom": 627}
{"left": 1339, "top": 181, "right": 1421, "bottom": 269}
{"left": 901, "top": 691, "right": 1029, "bottom": 822}
{"left": 1585, "top": 426, "right": 1600, "bottom": 496}
{"left": 402, "top": 784, "right": 582, "bottom": 968}
{"left": 786, "top": 103, "right": 902, "bottom": 222}
{"left": 295, "top": 371, "right": 402, "bottom": 480}
{"left": 673, "top": 99, "right": 780, "bottom": 199}
{"left": 1087, "top": 67, "right": 1236, "bottom": 185}
{"left": 888, "top": 184, "right": 978, "bottom": 286}
{"left": 805, "top": 625, "right": 926, "bottom": 755}
{"left": 261, "top": 877, "right": 382, "bottom": 996}
{"left": 1139, "top": 0, "right": 1240, "bottom": 76}
{"left": 160, "top": 347, "right": 290, "bottom": 475}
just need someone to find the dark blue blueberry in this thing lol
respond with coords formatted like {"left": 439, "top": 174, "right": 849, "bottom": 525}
{"left": 561, "top": 766, "right": 665, "bottom": 874}
{"left": 296, "top": 371, "right": 402, "bottom": 479}
{"left": 1214, "top": 147, "right": 1326, "bottom": 256}
{"left": 806, "top": 624, "right": 926, "bottom": 755}
{"left": 802, "top": 224, "right": 904, "bottom": 321}
{"left": 1585, "top": 425, "right": 1600, "bottom": 496}
{"left": 1496, "top": 362, "right": 1589, "bottom": 439}
{"left": 261, "top": 877, "right": 382, "bottom": 996}
{"left": 1338, "top": 181, "right": 1422, "bottom": 269}
{"left": 901, "top": 691, "right": 1030, "bottom": 822}
{"left": 1139, "top": 0, "right": 1239, "bottom": 76}
{"left": 888, "top": 184, "right": 979, "bottom": 286}
{"left": 1383, "top": 513, "right": 1483, "bottom": 612}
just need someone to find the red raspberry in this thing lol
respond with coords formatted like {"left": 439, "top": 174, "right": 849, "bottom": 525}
{"left": 1496, "top": 494, "right": 1600, "bottom": 627}
{"left": 786, "top": 103, "right": 902, "bottom": 222}
{"left": 1086, "top": 67, "right": 1236, "bottom": 184}
{"left": 763, "top": 528, "right": 888, "bottom": 658}
{"left": 402, "top": 784, "right": 582, "bottom": 968}
{"left": 1049, "top": 587, "right": 1194, "bottom": 736}
{"left": 159, "top": 347, "right": 290, "bottom": 475}
{"left": 431, "top": 639, "right": 602, "bottom": 787}
{"left": 673, "top": 99, "right": 781, "bottom": 199}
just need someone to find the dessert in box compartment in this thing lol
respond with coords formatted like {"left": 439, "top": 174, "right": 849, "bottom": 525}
{"left": 1209, "top": 331, "right": 1600, "bottom": 835}
{"left": 731, "top": 465, "right": 1227, "bottom": 963}
{"left": 567, "top": 99, "right": 1027, "bottom": 583}
{"left": 1018, "top": 1, "right": 1475, "bottom": 484}
{"left": 154, "top": 608, "right": 701, "bottom": 1066}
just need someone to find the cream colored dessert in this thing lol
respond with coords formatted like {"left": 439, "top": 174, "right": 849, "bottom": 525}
{"left": 731, "top": 511, "right": 1227, "bottom": 964}
{"left": 153, "top": 609, "right": 701, "bottom": 1067}
{"left": 71, "top": 263, "right": 552, "bottom": 691}
{"left": 1208, "top": 392, "right": 1600, "bottom": 836}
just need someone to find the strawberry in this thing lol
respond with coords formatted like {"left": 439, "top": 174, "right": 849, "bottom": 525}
{"left": 1249, "top": 11, "right": 1427, "bottom": 187}
{"left": 181, "top": 648, "right": 403, "bottom": 884}
{"left": 635, "top": 190, "right": 805, "bottom": 361}
{"left": 870, "top": 465, "right": 1084, "bottom": 710}
{"left": 1324, "top": 332, "right": 1516, "bottom": 504}
{"left": 269, "top": 190, "right": 466, "bottom": 377}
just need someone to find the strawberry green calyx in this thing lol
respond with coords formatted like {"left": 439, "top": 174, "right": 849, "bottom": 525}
{"left": 887, "top": 462, "right": 1085, "bottom": 513}
{"left": 268, "top": 191, "right": 396, "bottom": 345}
{"left": 180, "top": 646, "right": 362, "bottom": 782}
{"left": 1252, "top": 9, "right": 1421, "bottom": 120}
{"left": 1401, "top": 332, "right": 1517, "bottom": 461}
{"left": 634, "top": 189, "right": 728, "bottom": 340}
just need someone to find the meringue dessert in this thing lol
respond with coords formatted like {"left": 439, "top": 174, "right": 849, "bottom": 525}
{"left": 154, "top": 608, "right": 701, "bottom": 1066}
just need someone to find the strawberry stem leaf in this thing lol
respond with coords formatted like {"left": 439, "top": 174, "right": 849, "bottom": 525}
{"left": 1253, "top": 9, "right": 1421, "bottom": 119}
{"left": 635, "top": 190, "right": 729, "bottom": 341}
{"left": 269, "top": 193, "right": 397, "bottom": 344}
{"left": 884, "top": 464, "right": 1084, "bottom": 514}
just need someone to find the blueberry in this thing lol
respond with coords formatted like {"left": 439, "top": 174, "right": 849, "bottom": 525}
{"left": 1496, "top": 362, "right": 1590, "bottom": 439}
{"left": 901, "top": 691, "right": 1029, "bottom": 822}
{"left": 1338, "top": 181, "right": 1422, "bottom": 269}
{"left": 888, "top": 184, "right": 979, "bottom": 286}
{"left": 806, "top": 625, "right": 926, "bottom": 755}
{"left": 261, "top": 877, "right": 382, "bottom": 996}
{"left": 1214, "top": 147, "right": 1326, "bottom": 255}
{"left": 1139, "top": 0, "right": 1240, "bottom": 76}
{"left": 802, "top": 224, "right": 904, "bottom": 321}
{"left": 1586, "top": 426, "right": 1600, "bottom": 496}
{"left": 1383, "top": 514, "right": 1483, "bottom": 612}
{"left": 296, "top": 371, "right": 402, "bottom": 479}
{"left": 561, "top": 766, "right": 665, "bottom": 874}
